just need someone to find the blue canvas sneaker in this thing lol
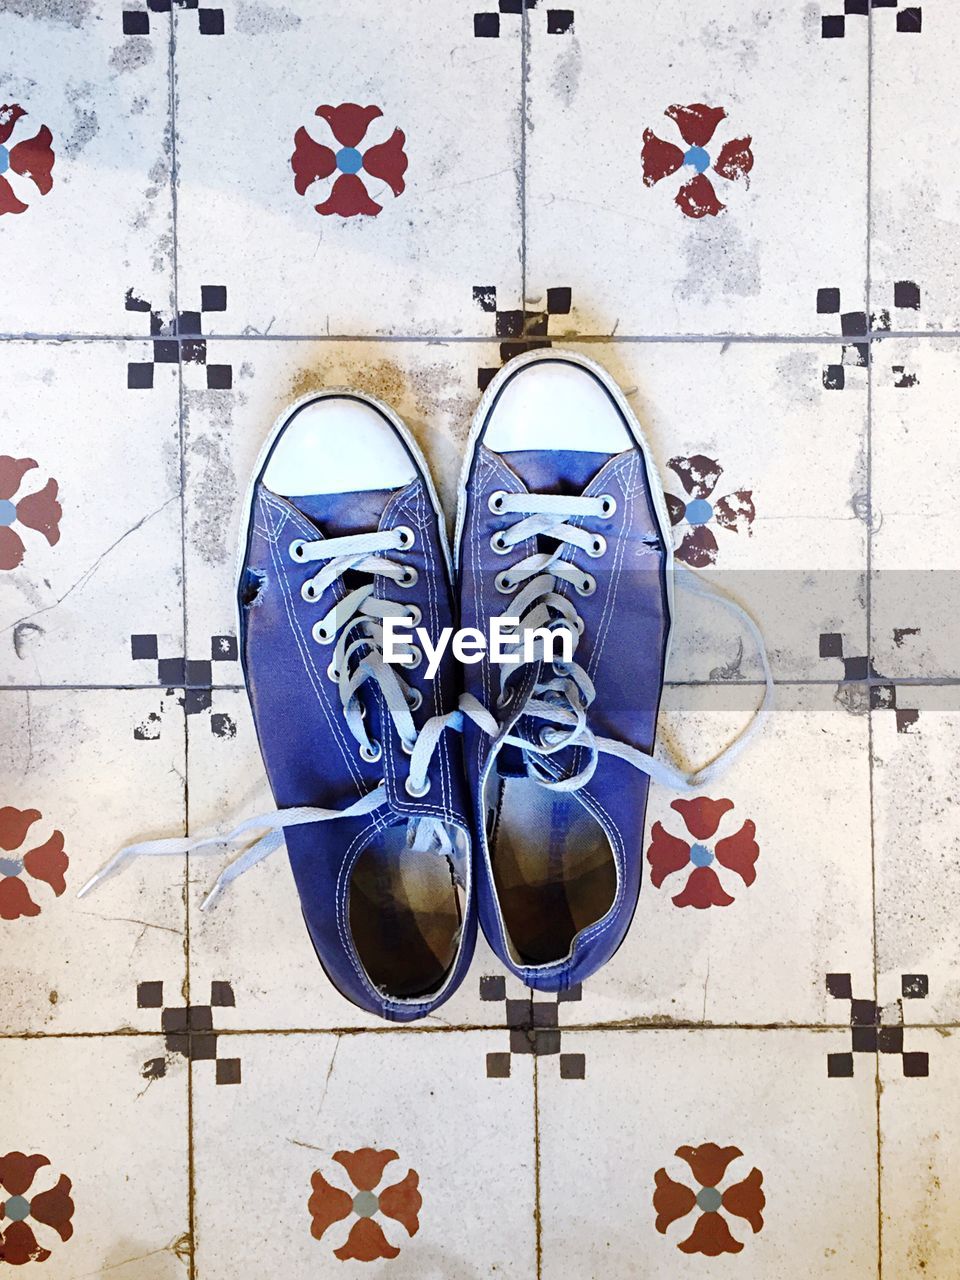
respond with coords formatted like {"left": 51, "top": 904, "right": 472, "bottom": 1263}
{"left": 82, "top": 391, "right": 475, "bottom": 1022}
{"left": 454, "top": 350, "right": 771, "bottom": 992}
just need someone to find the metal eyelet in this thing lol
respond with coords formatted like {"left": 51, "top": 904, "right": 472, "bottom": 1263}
{"left": 576, "top": 575, "right": 596, "bottom": 597}
{"left": 360, "top": 740, "right": 382, "bottom": 763}
{"left": 496, "top": 686, "right": 514, "bottom": 709}
{"left": 405, "top": 776, "right": 431, "bottom": 798}
{"left": 406, "top": 688, "right": 423, "bottom": 712}
{"left": 405, "top": 646, "right": 422, "bottom": 669}
{"left": 488, "top": 490, "right": 508, "bottom": 514}
{"left": 301, "top": 580, "right": 318, "bottom": 601}
{"left": 599, "top": 494, "right": 617, "bottom": 517}
{"left": 400, "top": 736, "right": 415, "bottom": 755}
{"left": 587, "top": 534, "right": 607, "bottom": 559}
{"left": 395, "top": 525, "right": 415, "bottom": 550}
{"left": 312, "top": 620, "right": 333, "bottom": 644}
{"left": 398, "top": 566, "right": 419, "bottom": 588}
{"left": 288, "top": 539, "right": 307, "bottom": 561}
{"left": 404, "top": 605, "right": 422, "bottom": 628}
{"left": 495, "top": 572, "right": 514, "bottom": 594}
{"left": 490, "top": 531, "right": 511, "bottom": 555}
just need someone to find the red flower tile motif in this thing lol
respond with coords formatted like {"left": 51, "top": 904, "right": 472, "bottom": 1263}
{"left": 0, "top": 807, "right": 68, "bottom": 921}
{"left": 291, "top": 104, "right": 408, "bottom": 218}
{"left": 664, "top": 454, "right": 754, "bottom": 568}
{"left": 308, "top": 1147, "right": 421, "bottom": 1262}
{"left": 646, "top": 797, "right": 758, "bottom": 910}
{"left": 0, "top": 104, "right": 55, "bottom": 217}
{"left": 0, "top": 1151, "right": 74, "bottom": 1265}
{"left": 642, "top": 104, "right": 753, "bottom": 219}
{"left": 654, "top": 1143, "right": 764, "bottom": 1255}
{"left": 0, "top": 457, "right": 62, "bottom": 572}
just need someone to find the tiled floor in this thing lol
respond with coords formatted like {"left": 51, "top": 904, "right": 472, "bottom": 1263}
{"left": 1, "top": 2, "right": 958, "bottom": 1277}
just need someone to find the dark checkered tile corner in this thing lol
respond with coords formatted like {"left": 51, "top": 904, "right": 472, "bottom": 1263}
{"left": 480, "top": 976, "right": 585, "bottom": 1079}
{"left": 826, "top": 973, "right": 929, "bottom": 1078}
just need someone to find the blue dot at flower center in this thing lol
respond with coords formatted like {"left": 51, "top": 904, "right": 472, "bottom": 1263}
{"left": 4, "top": 1195, "right": 31, "bottom": 1222}
{"left": 335, "top": 147, "right": 363, "bottom": 175}
{"left": 696, "top": 1186, "right": 722, "bottom": 1212}
{"left": 684, "top": 498, "right": 713, "bottom": 526}
{"left": 0, "top": 856, "right": 23, "bottom": 876}
{"left": 0, "top": 145, "right": 9, "bottom": 176}
{"left": 683, "top": 146, "right": 710, "bottom": 174}
{"left": 690, "top": 842, "right": 714, "bottom": 868}
{"left": 0, "top": 499, "right": 16, "bottom": 527}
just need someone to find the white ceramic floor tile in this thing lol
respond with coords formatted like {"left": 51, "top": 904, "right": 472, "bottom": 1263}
{"left": 0, "top": 688, "right": 186, "bottom": 1034}
{"left": 182, "top": 338, "right": 497, "bottom": 685}
{"left": 0, "top": 1035, "right": 188, "bottom": 1277}
{"left": 0, "top": 341, "right": 183, "bottom": 686}
{"left": 525, "top": 3, "right": 868, "bottom": 336}
{"left": 880, "top": 1028, "right": 959, "bottom": 1280}
{"left": 871, "top": 336, "right": 960, "bottom": 678}
{"left": 192, "top": 1031, "right": 536, "bottom": 1279}
{"left": 568, "top": 341, "right": 867, "bottom": 682}
{"left": 173, "top": 0, "right": 521, "bottom": 337}
{"left": 555, "top": 682, "right": 873, "bottom": 1027}
{"left": 538, "top": 1030, "right": 878, "bottom": 1278}
{"left": 0, "top": 4, "right": 174, "bottom": 336}
{"left": 873, "top": 688, "right": 960, "bottom": 1022}
{"left": 872, "top": 0, "right": 960, "bottom": 332}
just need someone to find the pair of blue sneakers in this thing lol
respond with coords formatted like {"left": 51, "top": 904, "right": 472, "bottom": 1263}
{"left": 82, "top": 351, "right": 770, "bottom": 1021}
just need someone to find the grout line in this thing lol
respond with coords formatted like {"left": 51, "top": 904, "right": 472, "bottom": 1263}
{"left": 533, "top": 1057, "right": 542, "bottom": 1280}
{"left": 0, "top": 328, "right": 958, "bottom": 345}
{"left": 1, "top": 1021, "right": 953, "bottom": 1040}
{"left": 866, "top": 10, "right": 883, "bottom": 1280}
{"left": 166, "top": 12, "right": 197, "bottom": 1278}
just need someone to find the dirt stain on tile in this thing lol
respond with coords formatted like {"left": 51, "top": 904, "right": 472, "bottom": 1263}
{"left": 2, "top": 0, "right": 92, "bottom": 24}
{"left": 109, "top": 39, "right": 155, "bottom": 73}
{"left": 61, "top": 84, "right": 99, "bottom": 157}
{"left": 235, "top": 0, "right": 302, "bottom": 33}
{"left": 550, "top": 40, "right": 582, "bottom": 108}
{"left": 185, "top": 393, "right": 238, "bottom": 568}
{"left": 677, "top": 219, "right": 761, "bottom": 303}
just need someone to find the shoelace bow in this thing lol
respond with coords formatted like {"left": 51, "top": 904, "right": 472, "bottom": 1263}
{"left": 462, "top": 488, "right": 773, "bottom": 795}
{"left": 79, "top": 523, "right": 464, "bottom": 909}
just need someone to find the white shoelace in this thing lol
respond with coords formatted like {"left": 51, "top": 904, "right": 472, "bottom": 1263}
{"left": 469, "top": 489, "right": 773, "bottom": 794}
{"left": 78, "top": 524, "right": 462, "bottom": 909}
{"left": 77, "top": 492, "right": 772, "bottom": 908}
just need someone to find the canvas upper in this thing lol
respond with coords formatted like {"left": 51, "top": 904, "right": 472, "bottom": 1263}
{"left": 455, "top": 350, "right": 673, "bottom": 992}
{"left": 238, "top": 391, "right": 475, "bottom": 1022}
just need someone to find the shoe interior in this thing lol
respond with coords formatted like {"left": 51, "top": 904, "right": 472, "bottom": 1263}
{"left": 349, "top": 823, "right": 465, "bottom": 1001}
{"left": 487, "top": 775, "right": 617, "bottom": 967}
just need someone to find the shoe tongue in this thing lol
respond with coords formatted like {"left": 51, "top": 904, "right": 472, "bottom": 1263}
{"left": 278, "top": 488, "right": 397, "bottom": 538}
{"left": 499, "top": 450, "right": 614, "bottom": 496}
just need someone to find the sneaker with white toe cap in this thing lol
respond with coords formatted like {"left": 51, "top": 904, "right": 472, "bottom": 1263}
{"left": 81, "top": 391, "right": 475, "bottom": 1022}
{"left": 454, "top": 350, "right": 772, "bottom": 992}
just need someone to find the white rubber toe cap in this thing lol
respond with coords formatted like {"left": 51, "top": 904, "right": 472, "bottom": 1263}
{"left": 263, "top": 395, "right": 417, "bottom": 497}
{"left": 483, "top": 358, "right": 632, "bottom": 454}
